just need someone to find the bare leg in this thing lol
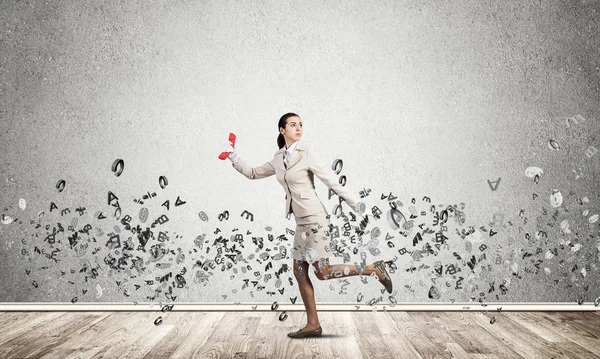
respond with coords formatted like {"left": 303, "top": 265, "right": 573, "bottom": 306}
{"left": 312, "top": 258, "right": 384, "bottom": 281}
{"left": 293, "top": 259, "right": 321, "bottom": 331}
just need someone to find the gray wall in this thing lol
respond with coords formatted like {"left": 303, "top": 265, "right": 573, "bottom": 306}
{"left": 1, "top": 0, "right": 599, "bottom": 304}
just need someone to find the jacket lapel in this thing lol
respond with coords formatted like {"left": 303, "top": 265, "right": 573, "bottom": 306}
{"left": 278, "top": 140, "right": 307, "bottom": 171}
{"left": 285, "top": 140, "right": 306, "bottom": 171}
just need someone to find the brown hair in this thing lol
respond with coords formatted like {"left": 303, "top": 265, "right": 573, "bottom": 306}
{"left": 277, "top": 113, "right": 299, "bottom": 149}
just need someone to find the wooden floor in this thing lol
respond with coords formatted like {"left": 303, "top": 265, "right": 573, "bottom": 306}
{"left": 0, "top": 311, "right": 599, "bottom": 359}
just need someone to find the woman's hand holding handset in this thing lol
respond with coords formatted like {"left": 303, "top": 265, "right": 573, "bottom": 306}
{"left": 218, "top": 132, "right": 240, "bottom": 163}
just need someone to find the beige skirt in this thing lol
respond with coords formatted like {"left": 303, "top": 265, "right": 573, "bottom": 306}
{"left": 291, "top": 212, "right": 332, "bottom": 263}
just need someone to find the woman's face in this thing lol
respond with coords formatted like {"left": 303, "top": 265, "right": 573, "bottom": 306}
{"left": 280, "top": 116, "right": 303, "bottom": 142}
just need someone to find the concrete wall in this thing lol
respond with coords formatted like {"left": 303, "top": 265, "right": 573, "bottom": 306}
{"left": 0, "top": 0, "right": 599, "bottom": 303}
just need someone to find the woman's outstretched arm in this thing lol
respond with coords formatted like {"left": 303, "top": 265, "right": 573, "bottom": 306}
{"left": 307, "top": 145, "right": 359, "bottom": 211}
{"left": 232, "top": 158, "right": 276, "bottom": 180}
{"left": 223, "top": 140, "right": 276, "bottom": 180}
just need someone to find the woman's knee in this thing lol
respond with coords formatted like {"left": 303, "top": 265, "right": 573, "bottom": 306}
{"left": 313, "top": 270, "right": 326, "bottom": 280}
{"left": 293, "top": 261, "right": 309, "bottom": 279}
{"left": 313, "top": 264, "right": 330, "bottom": 280}
{"left": 294, "top": 268, "right": 307, "bottom": 280}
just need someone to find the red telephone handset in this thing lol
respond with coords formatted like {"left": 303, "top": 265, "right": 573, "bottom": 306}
{"left": 218, "top": 132, "right": 237, "bottom": 160}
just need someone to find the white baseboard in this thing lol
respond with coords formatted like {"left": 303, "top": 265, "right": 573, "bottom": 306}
{"left": 0, "top": 302, "right": 598, "bottom": 311}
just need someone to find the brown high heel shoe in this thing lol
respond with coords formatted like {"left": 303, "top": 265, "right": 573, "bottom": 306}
{"left": 374, "top": 260, "right": 393, "bottom": 294}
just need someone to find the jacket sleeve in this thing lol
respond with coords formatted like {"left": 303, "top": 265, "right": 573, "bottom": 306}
{"left": 307, "top": 145, "right": 359, "bottom": 212}
{"left": 232, "top": 157, "right": 276, "bottom": 180}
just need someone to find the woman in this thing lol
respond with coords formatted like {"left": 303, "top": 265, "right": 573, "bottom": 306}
{"left": 220, "top": 112, "right": 393, "bottom": 338}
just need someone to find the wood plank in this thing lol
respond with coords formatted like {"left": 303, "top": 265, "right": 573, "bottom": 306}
{"left": 569, "top": 319, "right": 600, "bottom": 338}
{"left": 0, "top": 312, "right": 33, "bottom": 327}
{"left": 0, "top": 312, "right": 69, "bottom": 346}
{"left": 2, "top": 312, "right": 78, "bottom": 346}
{"left": 537, "top": 311, "right": 589, "bottom": 324}
{"left": 249, "top": 310, "right": 303, "bottom": 359}
{"left": 431, "top": 312, "right": 484, "bottom": 331}
{"left": 207, "top": 311, "right": 244, "bottom": 342}
{"left": 389, "top": 312, "right": 452, "bottom": 359}
{"left": 178, "top": 311, "right": 253, "bottom": 359}
{"left": 222, "top": 316, "right": 261, "bottom": 359}
{"left": 471, "top": 312, "right": 578, "bottom": 359}
{"left": 516, "top": 311, "right": 600, "bottom": 357}
{"left": 444, "top": 342, "right": 499, "bottom": 359}
{"left": 0, "top": 310, "right": 598, "bottom": 359}
{"left": 143, "top": 311, "right": 218, "bottom": 359}
{"left": 442, "top": 313, "right": 524, "bottom": 359}
{"left": 84, "top": 312, "right": 172, "bottom": 359}
{"left": 553, "top": 341, "right": 600, "bottom": 359}
{"left": 306, "top": 311, "right": 336, "bottom": 359}
{"left": 41, "top": 345, "right": 105, "bottom": 359}
{"left": 118, "top": 313, "right": 177, "bottom": 359}
{"left": 372, "top": 311, "right": 424, "bottom": 359}
{"left": 8, "top": 313, "right": 99, "bottom": 358}
{"left": 408, "top": 311, "right": 441, "bottom": 326}
{"left": 39, "top": 313, "right": 112, "bottom": 359}
{"left": 445, "top": 329, "right": 492, "bottom": 355}
{"left": 471, "top": 313, "right": 546, "bottom": 359}
{"left": 169, "top": 312, "right": 227, "bottom": 359}
{"left": 352, "top": 312, "right": 397, "bottom": 358}
{"left": 0, "top": 345, "right": 23, "bottom": 359}
{"left": 269, "top": 310, "right": 309, "bottom": 359}
{"left": 410, "top": 311, "right": 461, "bottom": 357}
{"left": 61, "top": 312, "right": 153, "bottom": 359}
{"left": 416, "top": 313, "right": 459, "bottom": 356}
{"left": 504, "top": 312, "right": 566, "bottom": 342}
{"left": 329, "top": 311, "right": 366, "bottom": 359}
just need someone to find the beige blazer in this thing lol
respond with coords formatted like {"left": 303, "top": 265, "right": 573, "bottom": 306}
{"left": 232, "top": 140, "right": 359, "bottom": 218}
